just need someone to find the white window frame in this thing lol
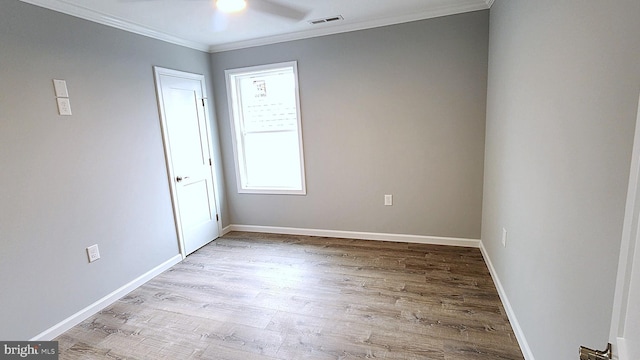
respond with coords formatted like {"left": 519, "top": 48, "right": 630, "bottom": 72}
{"left": 225, "top": 61, "right": 307, "bottom": 195}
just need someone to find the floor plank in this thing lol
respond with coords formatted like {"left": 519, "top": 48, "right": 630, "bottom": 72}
{"left": 56, "top": 232, "right": 524, "bottom": 359}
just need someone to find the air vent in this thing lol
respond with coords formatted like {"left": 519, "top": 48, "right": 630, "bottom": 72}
{"left": 309, "top": 15, "right": 344, "bottom": 25}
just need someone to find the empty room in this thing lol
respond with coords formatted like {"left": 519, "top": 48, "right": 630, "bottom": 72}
{"left": 1, "top": 0, "right": 639, "bottom": 359}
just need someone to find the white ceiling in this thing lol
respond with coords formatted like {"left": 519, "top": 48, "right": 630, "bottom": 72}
{"left": 20, "top": 0, "right": 492, "bottom": 52}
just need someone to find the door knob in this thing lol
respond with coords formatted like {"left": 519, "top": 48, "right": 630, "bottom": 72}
{"left": 176, "top": 176, "right": 190, "bottom": 182}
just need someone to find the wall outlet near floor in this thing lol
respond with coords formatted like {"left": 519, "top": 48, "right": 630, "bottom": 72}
{"left": 384, "top": 194, "right": 393, "bottom": 206}
{"left": 501, "top": 228, "right": 507, "bottom": 247}
{"left": 87, "top": 244, "right": 100, "bottom": 263}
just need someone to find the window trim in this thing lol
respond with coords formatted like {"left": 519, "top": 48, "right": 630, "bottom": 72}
{"left": 225, "top": 61, "right": 307, "bottom": 195}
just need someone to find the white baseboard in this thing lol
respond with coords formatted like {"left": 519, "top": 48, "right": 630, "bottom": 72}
{"left": 33, "top": 227, "right": 524, "bottom": 358}
{"left": 30, "top": 254, "right": 182, "bottom": 341}
{"left": 224, "top": 224, "right": 481, "bottom": 248}
{"left": 479, "top": 242, "right": 535, "bottom": 360}
{"left": 222, "top": 225, "right": 233, "bottom": 236}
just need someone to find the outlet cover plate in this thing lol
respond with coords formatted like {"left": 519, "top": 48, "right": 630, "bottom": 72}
{"left": 57, "top": 98, "right": 72, "bottom": 116}
{"left": 87, "top": 244, "right": 100, "bottom": 262}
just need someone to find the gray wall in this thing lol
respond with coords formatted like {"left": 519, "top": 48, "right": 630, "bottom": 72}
{"left": 483, "top": 1, "right": 640, "bottom": 359}
{"left": 0, "top": 1, "right": 223, "bottom": 339}
{"left": 211, "top": 11, "right": 489, "bottom": 239}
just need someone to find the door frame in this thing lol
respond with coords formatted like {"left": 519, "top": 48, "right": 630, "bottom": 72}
{"left": 153, "top": 66, "right": 223, "bottom": 258}
{"left": 610, "top": 93, "right": 640, "bottom": 360}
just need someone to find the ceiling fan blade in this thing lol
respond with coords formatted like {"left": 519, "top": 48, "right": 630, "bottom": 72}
{"left": 250, "top": 0, "right": 308, "bottom": 21}
{"left": 211, "top": 9, "right": 229, "bottom": 32}
{"left": 118, "top": 0, "right": 205, "bottom": 2}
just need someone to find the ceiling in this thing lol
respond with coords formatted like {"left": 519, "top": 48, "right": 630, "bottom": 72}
{"left": 20, "top": 0, "right": 493, "bottom": 52}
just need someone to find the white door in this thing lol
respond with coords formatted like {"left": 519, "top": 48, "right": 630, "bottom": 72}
{"left": 620, "top": 245, "right": 640, "bottom": 359}
{"left": 154, "top": 67, "right": 220, "bottom": 256}
{"left": 610, "top": 93, "right": 640, "bottom": 360}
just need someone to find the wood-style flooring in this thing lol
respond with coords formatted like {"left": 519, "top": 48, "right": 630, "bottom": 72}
{"left": 56, "top": 232, "right": 524, "bottom": 359}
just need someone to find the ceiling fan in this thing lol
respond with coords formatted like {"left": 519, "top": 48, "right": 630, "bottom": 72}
{"left": 217, "top": 0, "right": 307, "bottom": 21}
{"left": 121, "top": 0, "right": 308, "bottom": 22}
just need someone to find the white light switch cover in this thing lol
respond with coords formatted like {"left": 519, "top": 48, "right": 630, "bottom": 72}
{"left": 53, "top": 79, "right": 69, "bottom": 97}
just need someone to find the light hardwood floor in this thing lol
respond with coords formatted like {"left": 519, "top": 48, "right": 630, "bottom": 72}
{"left": 56, "top": 232, "right": 524, "bottom": 359}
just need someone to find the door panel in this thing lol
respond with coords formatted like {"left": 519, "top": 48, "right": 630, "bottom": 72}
{"left": 165, "top": 88, "right": 207, "bottom": 168}
{"left": 610, "top": 94, "right": 640, "bottom": 360}
{"left": 622, "top": 241, "right": 640, "bottom": 358}
{"left": 155, "top": 68, "right": 220, "bottom": 256}
{"left": 180, "top": 180, "right": 213, "bottom": 228}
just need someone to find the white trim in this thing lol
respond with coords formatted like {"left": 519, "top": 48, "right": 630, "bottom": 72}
{"left": 209, "top": 2, "right": 489, "bottom": 52}
{"left": 30, "top": 254, "right": 182, "bottom": 341}
{"left": 479, "top": 242, "right": 535, "bottom": 360}
{"left": 609, "top": 93, "right": 640, "bottom": 360}
{"left": 225, "top": 62, "right": 307, "bottom": 195}
{"left": 222, "top": 225, "right": 234, "bottom": 236}
{"left": 153, "top": 67, "right": 223, "bottom": 257}
{"left": 616, "top": 337, "right": 627, "bottom": 360}
{"left": 19, "top": 0, "right": 489, "bottom": 54}
{"left": 226, "top": 224, "right": 481, "bottom": 248}
{"left": 19, "top": 0, "right": 209, "bottom": 52}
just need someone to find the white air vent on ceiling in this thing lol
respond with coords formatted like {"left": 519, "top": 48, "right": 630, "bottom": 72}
{"left": 309, "top": 15, "right": 344, "bottom": 25}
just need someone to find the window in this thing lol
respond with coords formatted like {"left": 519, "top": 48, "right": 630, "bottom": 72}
{"left": 225, "top": 61, "right": 306, "bottom": 194}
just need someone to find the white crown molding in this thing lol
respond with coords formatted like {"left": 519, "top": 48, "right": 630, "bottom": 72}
{"left": 485, "top": 0, "right": 495, "bottom": 8}
{"left": 19, "top": 0, "right": 210, "bottom": 52}
{"left": 20, "top": 0, "right": 494, "bottom": 53}
{"left": 209, "top": 1, "right": 490, "bottom": 52}
{"left": 21, "top": 0, "right": 489, "bottom": 53}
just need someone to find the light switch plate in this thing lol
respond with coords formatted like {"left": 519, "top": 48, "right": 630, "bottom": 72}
{"left": 57, "top": 98, "right": 72, "bottom": 116}
{"left": 502, "top": 228, "right": 507, "bottom": 247}
{"left": 53, "top": 79, "right": 69, "bottom": 97}
{"left": 384, "top": 194, "right": 393, "bottom": 206}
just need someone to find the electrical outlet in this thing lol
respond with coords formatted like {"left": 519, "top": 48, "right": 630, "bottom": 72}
{"left": 57, "top": 98, "right": 72, "bottom": 116}
{"left": 501, "top": 228, "right": 507, "bottom": 247}
{"left": 87, "top": 244, "right": 100, "bottom": 263}
{"left": 384, "top": 194, "right": 393, "bottom": 206}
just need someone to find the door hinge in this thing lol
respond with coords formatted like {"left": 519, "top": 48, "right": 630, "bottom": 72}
{"left": 579, "top": 343, "right": 612, "bottom": 360}
{"left": 201, "top": 98, "right": 205, "bottom": 107}
{"left": 209, "top": 158, "right": 212, "bottom": 166}
{"left": 216, "top": 214, "right": 219, "bottom": 221}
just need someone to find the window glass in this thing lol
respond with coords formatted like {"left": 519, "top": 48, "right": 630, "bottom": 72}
{"left": 225, "top": 62, "right": 306, "bottom": 194}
